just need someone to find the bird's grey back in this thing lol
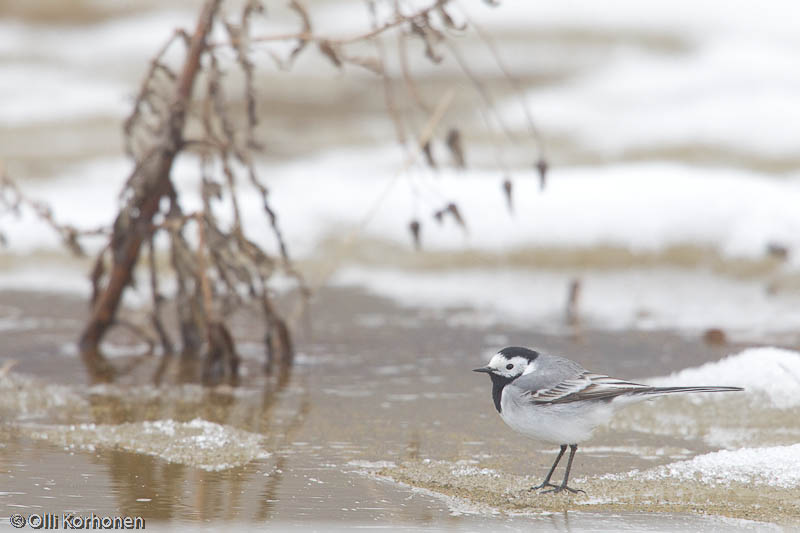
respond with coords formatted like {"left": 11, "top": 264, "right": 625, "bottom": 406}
{"left": 511, "top": 354, "right": 585, "bottom": 394}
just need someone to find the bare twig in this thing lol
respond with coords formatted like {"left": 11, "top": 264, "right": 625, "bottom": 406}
{"left": 397, "top": 30, "right": 431, "bottom": 113}
{"left": 367, "top": 1, "right": 406, "bottom": 145}
{"left": 147, "top": 235, "right": 174, "bottom": 355}
{"left": 226, "top": 0, "right": 448, "bottom": 48}
{"left": 443, "top": 38, "right": 517, "bottom": 142}
{"left": 0, "top": 171, "right": 107, "bottom": 256}
{"left": 124, "top": 28, "right": 190, "bottom": 158}
{"left": 455, "top": 2, "right": 544, "bottom": 151}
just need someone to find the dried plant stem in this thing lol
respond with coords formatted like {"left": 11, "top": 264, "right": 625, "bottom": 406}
{"left": 194, "top": 214, "right": 215, "bottom": 322}
{"left": 0, "top": 170, "right": 106, "bottom": 255}
{"left": 78, "top": 0, "right": 222, "bottom": 383}
{"left": 147, "top": 236, "right": 174, "bottom": 355}
{"left": 231, "top": 0, "right": 447, "bottom": 48}
{"left": 2, "top": 0, "right": 546, "bottom": 386}
{"left": 398, "top": 32, "right": 431, "bottom": 113}
{"left": 374, "top": 35, "right": 406, "bottom": 145}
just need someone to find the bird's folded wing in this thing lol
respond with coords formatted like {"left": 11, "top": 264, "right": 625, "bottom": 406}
{"left": 526, "top": 372, "right": 652, "bottom": 404}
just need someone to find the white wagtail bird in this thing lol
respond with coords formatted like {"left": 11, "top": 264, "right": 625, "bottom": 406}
{"left": 473, "top": 346, "right": 743, "bottom": 494}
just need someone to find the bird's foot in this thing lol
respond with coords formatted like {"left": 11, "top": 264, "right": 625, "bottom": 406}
{"left": 528, "top": 482, "right": 559, "bottom": 492}
{"left": 540, "top": 484, "right": 585, "bottom": 495}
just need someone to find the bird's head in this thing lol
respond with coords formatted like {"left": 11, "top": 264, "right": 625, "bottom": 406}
{"left": 473, "top": 346, "right": 539, "bottom": 380}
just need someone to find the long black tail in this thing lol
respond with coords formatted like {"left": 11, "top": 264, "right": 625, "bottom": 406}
{"left": 644, "top": 386, "right": 744, "bottom": 396}
{"left": 541, "top": 383, "right": 744, "bottom": 403}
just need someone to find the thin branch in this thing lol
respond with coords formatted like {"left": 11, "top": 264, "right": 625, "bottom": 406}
{"left": 0, "top": 172, "right": 107, "bottom": 256}
{"left": 194, "top": 213, "right": 216, "bottom": 322}
{"left": 147, "top": 235, "right": 174, "bottom": 355}
{"left": 367, "top": 0, "right": 406, "bottom": 146}
{"left": 455, "top": 1, "right": 545, "bottom": 155}
{"left": 443, "top": 37, "right": 517, "bottom": 143}
{"left": 124, "top": 28, "right": 190, "bottom": 158}
{"left": 397, "top": 30, "right": 431, "bottom": 113}
{"left": 216, "top": 0, "right": 449, "bottom": 48}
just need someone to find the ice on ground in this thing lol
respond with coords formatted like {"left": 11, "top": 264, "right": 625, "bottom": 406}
{"left": 334, "top": 267, "right": 800, "bottom": 338}
{"left": 0, "top": 373, "right": 88, "bottom": 421}
{"left": 478, "top": 1, "right": 800, "bottom": 157}
{"left": 8, "top": 152, "right": 800, "bottom": 264}
{"left": 268, "top": 159, "right": 800, "bottom": 262}
{"left": 449, "top": 465, "right": 502, "bottom": 478}
{"left": 0, "top": 263, "right": 92, "bottom": 295}
{"left": 514, "top": 40, "right": 800, "bottom": 157}
{"left": 607, "top": 348, "right": 800, "bottom": 449}
{"left": 463, "top": 0, "right": 800, "bottom": 40}
{"left": 346, "top": 460, "right": 397, "bottom": 469}
{"left": 0, "top": 10, "right": 195, "bottom": 124}
{"left": 24, "top": 418, "right": 269, "bottom": 471}
{"left": 649, "top": 347, "right": 800, "bottom": 409}
{"left": 0, "top": 64, "right": 129, "bottom": 124}
{"left": 618, "top": 444, "right": 800, "bottom": 489}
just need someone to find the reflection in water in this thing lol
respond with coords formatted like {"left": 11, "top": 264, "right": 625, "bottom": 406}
{"left": 255, "top": 376, "right": 311, "bottom": 522}
{"left": 548, "top": 510, "right": 572, "bottom": 533}
{"left": 101, "top": 452, "right": 185, "bottom": 520}
{"left": 66, "top": 362, "right": 308, "bottom": 522}
{"left": 256, "top": 453, "right": 286, "bottom": 522}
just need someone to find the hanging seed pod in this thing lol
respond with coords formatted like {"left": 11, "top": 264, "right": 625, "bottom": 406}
{"left": 502, "top": 178, "right": 513, "bottom": 213}
{"left": 422, "top": 140, "right": 436, "bottom": 168}
{"left": 318, "top": 40, "right": 342, "bottom": 68}
{"left": 446, "top": 128, "right": 465, "bottom": 169}
{"left": 536, "top": 158, "right": 548, "bottom": 191}
{"left": 565, "top": 278, "right": 581, "bottom": 326}
{"left": 409, "top": 219, "right": 421, "bottom": 249}
{"left": 438, "top": 4, "right": 466, "bottom": 31}
{"left": 410, "top": 15, "right": 443, "bottom": 64}
{"left": 446, "top": 202, "right": 466, "bottom": 230}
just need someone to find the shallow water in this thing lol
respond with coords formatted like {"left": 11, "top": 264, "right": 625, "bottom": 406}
{"left": 2, "top": 287, "right": 799, "bottom": 530}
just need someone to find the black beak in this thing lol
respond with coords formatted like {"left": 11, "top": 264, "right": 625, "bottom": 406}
{"left": 472, "top": 366, "right": 493, "bottom": 374}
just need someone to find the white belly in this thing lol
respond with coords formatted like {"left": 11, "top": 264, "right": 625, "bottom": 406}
{"left": 499, "top": 386, "right": 616, "bottom": 444}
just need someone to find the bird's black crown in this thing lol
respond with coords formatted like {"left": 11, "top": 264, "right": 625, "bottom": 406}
{"left": 498, "top": 346, "right": 539, "bottom": 361}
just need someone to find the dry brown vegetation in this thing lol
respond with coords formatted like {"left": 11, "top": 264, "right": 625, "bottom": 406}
{"left": 2, "top": 0, "right": 546, "bottom": 385}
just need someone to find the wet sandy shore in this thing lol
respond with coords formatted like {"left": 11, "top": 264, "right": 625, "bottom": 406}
{"left": 378, "top": 459, "right": 800, "bottom": 525}
{"left": 1, "top": 286, "right": 797, "bottom": 530}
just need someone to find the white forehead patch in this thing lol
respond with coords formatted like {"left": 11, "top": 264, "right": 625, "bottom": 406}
{"left": 487, "top": 353, "right": 505, "bottom": 368}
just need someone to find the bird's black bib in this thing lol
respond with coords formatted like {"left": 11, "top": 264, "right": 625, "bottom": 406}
{"left": 489, "top": 373, "right": 514, "bottom": 413}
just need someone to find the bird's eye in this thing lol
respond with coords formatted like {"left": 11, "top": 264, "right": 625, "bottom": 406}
{"left": 506, "top": 364, "right": 514, "bottom": 370}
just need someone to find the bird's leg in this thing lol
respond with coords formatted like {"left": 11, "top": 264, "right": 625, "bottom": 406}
{"left": 542, "top": 444, "right": 585, "bottom": 494}
{"left": 530, "top": 444, "right": 567, "bottom": 491}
